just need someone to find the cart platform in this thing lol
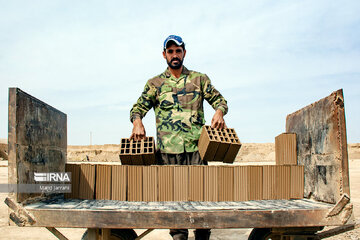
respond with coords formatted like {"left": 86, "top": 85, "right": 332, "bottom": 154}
{"left": 23, "top": 198, "right": 340, "bottom": 229}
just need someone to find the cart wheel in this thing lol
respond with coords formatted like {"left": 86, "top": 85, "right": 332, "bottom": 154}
{"left": 248, "top": 228, "right": 280, "bottom": 240}
{"left": 81, "top": 229, "right": 138, "bottom": 240}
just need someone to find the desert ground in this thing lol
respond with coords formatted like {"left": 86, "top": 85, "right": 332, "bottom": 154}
{"left": 0, "top": 143, "right": 359, "bottom": 239}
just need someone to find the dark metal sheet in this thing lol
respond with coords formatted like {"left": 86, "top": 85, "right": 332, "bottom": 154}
{"left": 286, "top": 89, "right": 350, "bottom": 204}
{"left": 8, "top": 88, "right": 67, "bottom": 202}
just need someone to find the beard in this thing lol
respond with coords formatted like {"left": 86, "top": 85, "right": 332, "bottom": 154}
{"left": 167, "top": 57, "right": 183, "bottom": 69}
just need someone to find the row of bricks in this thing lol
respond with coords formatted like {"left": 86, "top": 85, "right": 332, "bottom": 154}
{"left": 119, "top": 137, "right": 156, "bottom": 165}
{"left": 198, "top": 125, "right": 242, "bottom": 163}
{"left": 65, "top": 163, "right": 304, "bottom": 202}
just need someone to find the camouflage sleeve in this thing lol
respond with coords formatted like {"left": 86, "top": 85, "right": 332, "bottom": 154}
{"left": 130, "top": 81, "right": 157, "bottom": 122}
{"left": 202, "top": 74, "right": 228, "bottom": 115}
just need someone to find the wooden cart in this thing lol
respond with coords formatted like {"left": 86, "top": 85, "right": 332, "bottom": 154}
{"left": 5, "top": 88, "right": 357, "bottom": 240}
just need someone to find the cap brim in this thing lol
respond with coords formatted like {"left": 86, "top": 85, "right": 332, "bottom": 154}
{"left": 164, "top": 39, "right": 183, "bottom": 48}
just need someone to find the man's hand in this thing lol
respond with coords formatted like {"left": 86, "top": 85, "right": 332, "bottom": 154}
{"left": 130, "top": 118, "right": 146, "bottom": 141}
{"left": 211, "top": 109, "right": 226, "bottom": 129}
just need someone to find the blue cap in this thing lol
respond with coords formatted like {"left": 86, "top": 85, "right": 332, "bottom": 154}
{"left": 163, "top": 35, "right": 184, "bottom": 49}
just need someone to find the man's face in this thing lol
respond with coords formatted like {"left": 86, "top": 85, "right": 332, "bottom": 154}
{"left": 163, "top": 44, "right": 186, "bottom": 70}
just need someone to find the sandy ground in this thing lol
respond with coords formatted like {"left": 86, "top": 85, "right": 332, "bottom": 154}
{"left": 0, "top": 159, "right": 359, "bottom": 240}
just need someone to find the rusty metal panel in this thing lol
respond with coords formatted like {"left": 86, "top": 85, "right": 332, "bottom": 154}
{"left": 8, "top": 88, "right": 67, "bottom": 202}
{"left": 286, "top": 89, "right": 350, "bottom": 204}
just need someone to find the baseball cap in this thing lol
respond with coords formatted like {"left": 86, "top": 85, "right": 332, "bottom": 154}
{"left": 163, "top": 35, "right": 184, "bottom": 49}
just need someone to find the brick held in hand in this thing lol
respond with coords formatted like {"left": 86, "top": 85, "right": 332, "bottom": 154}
{"left": 213, "top": 128, "right": 231, "bottom": 161}
{"left": 198, "top": 125, "right": 241, "bottom": 163}
{"left": 119, "top": 138, "right": 132, "bottom": 165}
{"left": 223, "top": 128, "right": 242, "bottom": 164}
{"left": 131, "top": 140, "right": 143, "bottom": 165}
{"left": 198, "top": 125, "right": 220, "bottom": 161}
{"left": 142, "top": 137, "right": 156, "bottom": 165}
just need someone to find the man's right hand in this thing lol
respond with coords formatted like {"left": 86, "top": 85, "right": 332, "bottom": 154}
{"left": 130, "top": 118, "right": 146, "bottom": 141}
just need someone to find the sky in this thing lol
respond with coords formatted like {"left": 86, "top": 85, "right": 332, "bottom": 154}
{"left": 0, "top": 0, "right": 359, "bottom": 145}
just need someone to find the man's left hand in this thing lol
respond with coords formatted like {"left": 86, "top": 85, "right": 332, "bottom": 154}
{"left": 211, "top": 109, "right": 226, "bottom": 129}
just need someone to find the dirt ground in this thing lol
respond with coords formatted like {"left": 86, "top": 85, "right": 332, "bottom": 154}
{"left": 1, "top": 147, "right": 360, "bottom": 239}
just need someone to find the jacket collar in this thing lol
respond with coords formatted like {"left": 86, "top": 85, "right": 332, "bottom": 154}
{"left": 164, "top": 66, "right": 190, "bottom": 78}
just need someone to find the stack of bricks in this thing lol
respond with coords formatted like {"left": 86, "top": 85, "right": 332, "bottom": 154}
{"left": 65, "top": 163, "right": 304, "bottom": 202}
{"left": 274, "top": 133, "right": 304, "bottom": 199}
{"left": 198, "top": 125, "right": 242, "bottom": 163}
{"left": 119, "top": 137, "right": 156, "bottom": 165}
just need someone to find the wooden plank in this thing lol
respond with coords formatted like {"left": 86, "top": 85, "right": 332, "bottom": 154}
{"left": 24, "top": 200, "right": 348, "bottom": 228}
{"left": 8, "top": 88, "right": 67, "bottom": 202}
{"left": 286, "top": 89, "right": 350, "bottom": 204}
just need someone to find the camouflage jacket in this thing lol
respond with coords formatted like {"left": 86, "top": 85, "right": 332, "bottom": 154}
{"left": 130, "top": 67, "right": 228, "bottom": 154}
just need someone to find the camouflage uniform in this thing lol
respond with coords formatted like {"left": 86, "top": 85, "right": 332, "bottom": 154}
{"left": 130, "top": 67, "right": 228, "bottom": 154}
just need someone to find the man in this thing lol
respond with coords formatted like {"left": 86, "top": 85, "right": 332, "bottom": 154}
{"left": 130, "top": 35, "right": 228, "bottom": 240}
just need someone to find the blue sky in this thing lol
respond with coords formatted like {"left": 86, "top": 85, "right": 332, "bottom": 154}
{"left": 1, "top": 0, "right": 359, "bottom": 145}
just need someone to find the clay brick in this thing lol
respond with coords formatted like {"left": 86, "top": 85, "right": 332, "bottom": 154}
{"left": 158, "top": 166, "right": 174, "bottom": 201}
{"left": 204, "top": 166, "right": 218, "bottom": 201}
{"left": 127, "top": 166, "right": 143, "bottom": 201}
{"left": 234, "top": 166, "right": 248, "bottom": 201}
{"left": 275, "top": 133, "right": 297, "bottom": 165}
{"left": 248, "top": 166, "right": 263, "bottom": 200}
{"left": 290, "top": 165, "right": 304, "bottom": 199}
{"left": 276, "top": 165, "right": 291, "bottom": 200}
{"left": 78, "top": 164, "right": 96, "bottom": 199}
{"left": 262, "top": 165, "right": 277, "bottom": 200}
{"left": 223, "top": 128, "right": 242, "bottom": 163}
{"left": 119, "top": 138, "right": 132, "bottom": 165}
{"left": 142, "top": 137, "right": 156, "bottom": 165}
{"left": 95, "top": 164, "right": 112, "bottom": 200}
{"left": 131, "top": 140, "right": 143, "bottom": 165}
{"left": 189, "top": 166, "right": 204, "bottom": 201}
{"left": 218, "top": 166, "right": 234, "bottom": 201}
{"left": 120, "top": 137, "right": 156, "bottom": 166}
{"left": 174, "top": 166, "right": 189, "bottom": 201}
{"left": 65, "top": 163, "right": 80, "bottom": 199}
{"left": 198, "top": 126, "right": 220, "bottom": 161}
{"left": 111, "top": 165, "right": 127, "bottom": 201}
{"left": 213, "top": 129, "right": 231, "bottom": 161}
{"left": 143, "top": 166, "right": 158, "bottom": 201}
